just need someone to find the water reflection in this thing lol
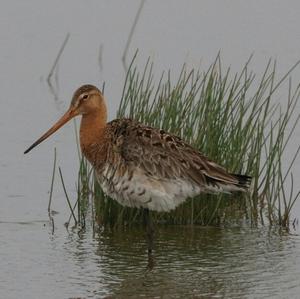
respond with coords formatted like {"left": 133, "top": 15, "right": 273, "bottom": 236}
{"left": 58, "top": 225, "right": 300, "bottom": 298}
{"left": 0, "top": 220, "right": 299, "bottom": 298}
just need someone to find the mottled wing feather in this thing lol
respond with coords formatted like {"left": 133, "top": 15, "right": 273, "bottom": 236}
{"left": 107, "top": 119, "right": 240, "bottom": 188}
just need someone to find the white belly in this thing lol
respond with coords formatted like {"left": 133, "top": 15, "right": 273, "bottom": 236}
{"left": 97, "top": 166, "right": 201, "bottom": 212}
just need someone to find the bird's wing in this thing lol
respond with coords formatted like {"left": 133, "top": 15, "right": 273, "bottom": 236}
{"left": 108, "top": 119, "right": 240, "bottom": 187}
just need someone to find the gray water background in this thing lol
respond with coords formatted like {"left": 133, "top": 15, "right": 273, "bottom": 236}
{"left": 1, "top": 1, "right": 300, "bottom": 298}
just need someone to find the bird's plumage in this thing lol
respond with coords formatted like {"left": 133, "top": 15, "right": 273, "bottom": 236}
{"left": 24, "top": 84, "right": 252, "bottom": 212}
{"left": 82, "top": 118, "right": 251, "bottom": 211}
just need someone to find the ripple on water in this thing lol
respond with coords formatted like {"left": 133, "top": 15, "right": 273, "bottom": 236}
{"left": 1, "top": 222, "right": 300, "bottom": 298}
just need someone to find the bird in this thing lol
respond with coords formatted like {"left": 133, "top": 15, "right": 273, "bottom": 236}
{"left": 24, "top": 84, "right": 252, "bottom": 252}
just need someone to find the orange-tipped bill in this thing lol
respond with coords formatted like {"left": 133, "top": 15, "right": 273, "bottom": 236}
{"left": 24, "top": 107, "right": 78, "bottom": 154}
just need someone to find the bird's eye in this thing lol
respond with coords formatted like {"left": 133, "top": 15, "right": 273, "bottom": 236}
{"left": 82, "top": 94, "right": 89, "bottom": 100}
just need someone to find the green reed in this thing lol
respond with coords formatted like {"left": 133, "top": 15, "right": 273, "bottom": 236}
{"left": 76, "top": 53, "right": 300, "bottom": 228}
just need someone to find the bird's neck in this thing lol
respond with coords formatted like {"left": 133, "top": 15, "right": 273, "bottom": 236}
{"left": 79, "top": 105, "right": 107, "bottom": 162}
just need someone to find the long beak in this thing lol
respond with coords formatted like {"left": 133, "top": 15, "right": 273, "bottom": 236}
{"left": 24, "top": 107, "right": 78, "bottom": 154}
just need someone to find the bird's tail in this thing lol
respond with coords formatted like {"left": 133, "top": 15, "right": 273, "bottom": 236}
{"left": 206, "top": 173, "right": 252, "bottom": 193}
{"left": 230, "top": 173, "right": 252, "bottom": 191}
{"left": 203, "top": 171, "right": 252, "bottom": 194}
{"left": 212, "top": 173, "right": 252, "bottom": 193}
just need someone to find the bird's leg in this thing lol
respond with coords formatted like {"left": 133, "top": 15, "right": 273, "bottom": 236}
{"left": 143, "top": 208, "right": 154, "bottom": 254}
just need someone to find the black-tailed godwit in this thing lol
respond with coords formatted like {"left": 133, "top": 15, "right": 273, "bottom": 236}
{"left": 24, "top": 84, "right": 252, "bottom": 252}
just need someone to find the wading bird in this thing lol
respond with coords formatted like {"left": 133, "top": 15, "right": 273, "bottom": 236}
{"left": 24, "top": 84, "right": 251, "bottom": 252}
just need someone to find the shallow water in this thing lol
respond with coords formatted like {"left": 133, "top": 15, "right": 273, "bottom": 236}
{"left": 1, "top": 222, "right": 300, "bottom": 298}
{"left": 2, "top": 0, "right": 300, "bottom": 298}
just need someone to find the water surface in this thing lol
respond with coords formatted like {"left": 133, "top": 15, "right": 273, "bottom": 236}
{"left": 1, "top": 0, "right": 300, "bottom": 298}
{"left": 1, "top": 222, "right": 300, "bottom": 298}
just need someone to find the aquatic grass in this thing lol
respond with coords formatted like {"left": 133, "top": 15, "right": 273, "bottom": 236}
{"left": 48, "top": 147, "right": 57, "bottom": 234}
{"left": 77, "top": 53, "right": 300, "bottom": 228}
{"left": 48, "top": 147, "right": 57, "bottom": 213}
{"left": 58, "top": 166, "right": 77, "bottom": 226}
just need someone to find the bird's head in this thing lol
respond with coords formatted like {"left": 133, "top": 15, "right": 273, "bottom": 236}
{"left": 24, "top": 84, "right": 105, "bottom": 154}
{"left": 70, "top": 84, "right": 104, "bottom": 115}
